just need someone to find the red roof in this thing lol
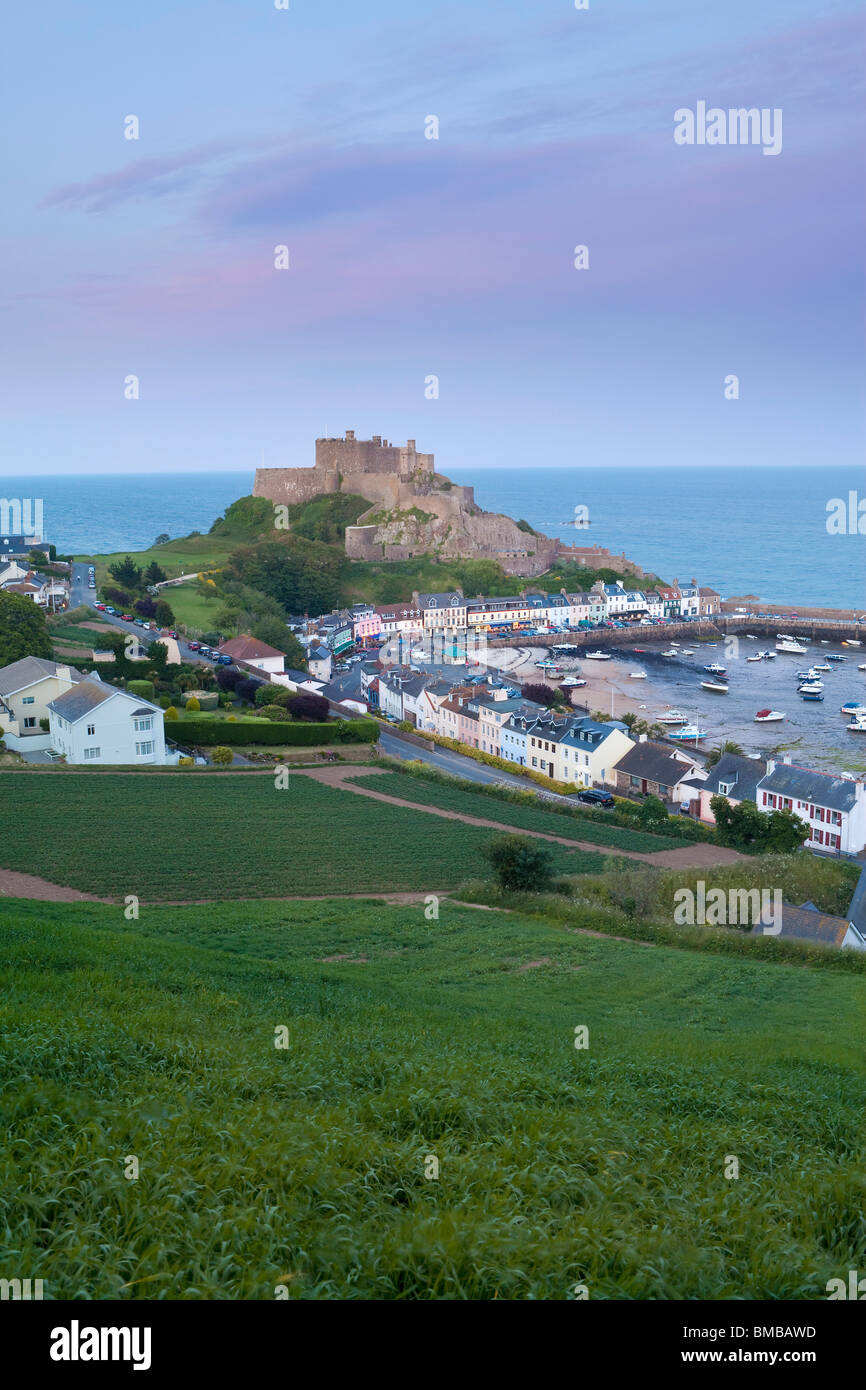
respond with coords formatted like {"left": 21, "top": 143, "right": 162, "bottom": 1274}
{"left": 218, "top": 635, "right": 285, "bottom": 660}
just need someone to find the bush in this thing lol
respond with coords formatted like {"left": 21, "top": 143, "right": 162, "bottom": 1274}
{"left": 483, "top": 833, "right": 554, "bottom": 893}
{"left": 185, "top": 696, "right": 201, "bottom": 712}
{"left": 164, "top": 706, "right": 179, "bottom": 721}
{"left": 398, "top": 720, "right": 414, "bottom": 733}
{"left": 178, "top": 756, "right": 194, "bottom": 767}
{"left": 211, "top": 746, "right": 233, "bottom": 765}
{"left": 126, "top": 679, "right": 156, "bottom": 702}
{"left": 158, "top": 695, "right": 172, "bottom": 710}
{"left": 173, "top": 718, "right": 379, "bottom": 747}
{"left": 288, "top": 692, "right": 330, "bottom": 722}
{"left": 39, "top": 718, "right": 49, "bottom": 732}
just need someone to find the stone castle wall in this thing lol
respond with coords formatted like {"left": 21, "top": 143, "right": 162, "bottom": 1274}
{"left": 254, "top": 432, "right": 648, "bottom": 580}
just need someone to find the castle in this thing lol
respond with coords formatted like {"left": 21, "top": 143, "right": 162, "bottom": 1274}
{"left": 253, "top": 431, "right": 648, "bottom": 580}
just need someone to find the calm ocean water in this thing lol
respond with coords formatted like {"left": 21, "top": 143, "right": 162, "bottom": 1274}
{"left": 2, "top": 466, "right": 862, "bottom": 608}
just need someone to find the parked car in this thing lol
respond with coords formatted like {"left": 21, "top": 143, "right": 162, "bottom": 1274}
{"left": 95, "top": 603, "right": 106, "bottom": 611}
{"left": 577, "top": 788, "right": 615, "bottom": 807}
{"left": 121, "top": 613, "right": 134, "bottom": 622}
{"left": 217, "top": 654, "right": 232, "bottom": 665}
{"left": 188, "top": 641, "right": 201, "bottom": 651}
{"left": 169, "top": 630, "right": 180, "bottom": 639}
{"left": 105, "top": 606, "right": 116, "bottom": 614}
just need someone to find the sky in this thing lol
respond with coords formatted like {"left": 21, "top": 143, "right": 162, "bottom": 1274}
{"left": 1, "top": 0, "right": 864, "bottom": 475}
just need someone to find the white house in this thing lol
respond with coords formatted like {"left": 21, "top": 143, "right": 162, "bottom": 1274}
{"left": 756, "top": 760, "right": 866, "bottom": 856}
{"left": 49, "top": 681, "right": 167, "bottom": 766}
{"left": 0, "top": 657, "right": 88, "bottom": 752}
{"left": 306, "top": 644, "right": 332, "bottom": 682}
{"left": 557, "top": 719, "right": 635, "bottom": 788}
{"left": 217, "top": 634, "right": 285, "bottom": 675}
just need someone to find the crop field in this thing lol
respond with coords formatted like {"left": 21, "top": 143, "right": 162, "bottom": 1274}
{"left": 348, "top": 772, "right": 678, "bottom": 854}
{"left": 2, "top": 895, "right": 864, "bottom": 1299}
{"left": 0, "top": 772, "right": 602, "bottom": 899}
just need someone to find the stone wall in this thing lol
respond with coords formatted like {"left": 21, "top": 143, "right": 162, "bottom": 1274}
{"left": 252, "top": 467, "right": 340, "bottom": 506}
{"left": 314, "top": 431, "right": 434, "bottom": 478}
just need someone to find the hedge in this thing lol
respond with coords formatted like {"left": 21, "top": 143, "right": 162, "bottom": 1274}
{"left": 166, "top": 718, "right": 380, "bottom": 746}
{"left": 125, "top": 679, "right": 155, "bottom": 701}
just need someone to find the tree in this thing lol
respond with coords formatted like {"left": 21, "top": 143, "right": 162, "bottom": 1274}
{"left": 236, "top": 677, "right": 264, "bottom": 703}
{"left": 287, "top": 692, "right": 330, "bottom": 722}
{"left": 108, "top": 556, "right": 143, "bottom": 590}
{"left": 522, "top": 682, "right": 557, "bottom": 708}
{"left": 706, "top": 741, "right": 745, "bottom": 769}
{"left": 0, "top": 591, "right": 53, "bottom": 665}
{"left": 710, "top": 795, "right": 808, "bottom": 853}
{"left": 154, "top": 534, "right": 171, "bottom": 546}
{"left": 225, "top": 537, "right": 345, "bottom": 615}
{"left": 482, "top": 834, "right": 554, "bottom": 893}
{"left": 148, "top": 642, "right": 168, "bottom": 671}
{"left": 164, "top": 706, "right": 179, "bottom": 720}
{"left": 144, "top": 561, "right": 167, "bottom": 584}
{"left": 211, "top": 746, "right": 233, "bottom": 765}
{"left": 217, "top": 665, "right": 242, "bottom": 692}
{"left": 154, "top": 600, "right": 175, "bottom": 627}
{"left": 28, "top": 549, "right": 48, "bottom": 567}
{"left": 185, "top": 696, "right": 200, "bottom": 711}
{"left": 133, "top": 596, "right": 157, "bottom": 618}
{"left": 638, "top": 794, "right": 668, "bottom": 827}
{"left": 104, "top": 587, "right": 132, "bottom": 609}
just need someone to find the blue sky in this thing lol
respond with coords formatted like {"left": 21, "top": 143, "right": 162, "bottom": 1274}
{"left": 2, "top": 0, "right": 863, "bottom": 474}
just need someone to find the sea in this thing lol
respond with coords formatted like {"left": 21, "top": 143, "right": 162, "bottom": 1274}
{"left": 2, "top": 465, "right": 862, "bottom": 609}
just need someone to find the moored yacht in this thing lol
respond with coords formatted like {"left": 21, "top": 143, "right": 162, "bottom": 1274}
{"left": 776, "top": 638, "right": 808, "bottom": 655}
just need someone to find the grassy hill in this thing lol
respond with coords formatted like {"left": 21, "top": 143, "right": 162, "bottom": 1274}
{"left": 2, "top": 894, "right": 863, "bottom": 1299}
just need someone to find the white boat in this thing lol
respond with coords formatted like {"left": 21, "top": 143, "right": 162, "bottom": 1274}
{"left": 680, "top": 648, "right": 695, "bottom": 655}
{"left": 754, "top": 709, "right": 786, "bottom": 723}
{"left": 843, "top": 639, "right": 861, "bottom": 647}
{"left": 795, "top": 668, "right": 820, "bottom": 680}
{"left": 656, "top": 709, "right": 689, "bottom": 725}
{"left": 797, "top": 682, "right": 823, "bottom": 694}
{"left": 746, "top": 654, "right": 762, "bottom": 662}
{"left": 628, "top": 671, "right": 647, "bottom": 679}
{"left": 668, "top": 724, "right": 707, "bottom": 741}
{"left": 561, "top": 677, "right": 587, "bottom": 688}
{"left": 776, "top": 639, "right": 808, "bottom": 655}
{"left": 859, "top": 664, "right": 866, "bottom": 672}
{"left": 846, "top": 715, "right": 866, "bottom": 733}
{"left": 841, "top": 701, "right": 866, "bottom": 715}
{"left": 812, "top": 662, "right": 831, "bottom": 671}
{"left": 701, "top": 680, "right": 729, "bottom": 693}
{"left": 661, "top": 648, "right": 678, "bottom": 657}
{"left": 583, "top": 650, "right": 612, "bottom": 660}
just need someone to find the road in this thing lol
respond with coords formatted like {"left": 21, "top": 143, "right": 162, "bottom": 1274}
{"left": 70, "top": 563, "right": 209, "bottom": 666}
{"left": 377, "top": 728, "right": 581, "bottom": 803}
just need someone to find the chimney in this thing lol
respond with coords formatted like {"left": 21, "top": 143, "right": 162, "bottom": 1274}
{"left": 345, "top": 430, "right": 355, "bottom": 441}
{"left": 783, "top": 754, "right": 793, "bottom": 765}
{"left": 766, "top": 759, "right": 776, "bottom": 775}
{"left": 639, "top": 733, "right": 647, "bottom": 743}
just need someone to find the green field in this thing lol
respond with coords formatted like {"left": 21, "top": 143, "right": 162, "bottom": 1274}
{"left": 2, "top": 895, "right": 863, "bottom": 1299}
{"left": 0, "top": 772, "right": 602, "bottom": 899}
{"left": 349, "top": 771, "right": 680, "bottom": 854}
{"left": 159, "top": 583, "right": 222, "bottom": 632}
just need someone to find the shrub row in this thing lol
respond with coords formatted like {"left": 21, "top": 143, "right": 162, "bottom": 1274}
{"left": 167, "top": 718, "right": 379, "bottom": 746}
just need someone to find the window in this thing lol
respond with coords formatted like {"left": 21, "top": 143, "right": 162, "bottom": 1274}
{"left": 84, "top": 747, "right": 101, "bottom": 760}
{"left": 136, "top": 741, "right": 155, "bottom": 756}
{"left": 87, "top": 724, "right": 95, "bottom": 736}
{"left": 24, "top": 717, "right": 36, "bottom": 729}
{"left": 22, "top": 696, "right": 35, "bottom": 704}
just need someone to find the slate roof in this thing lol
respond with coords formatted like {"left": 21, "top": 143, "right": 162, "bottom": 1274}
{"left": 0, "top": 656, "right": 85, "bottom": 697}
{"left": 417, "top": 591, "right": 465, "bottom": 610}
{"left": 48, "top": 681, "right": 115, "bottom": 721}
{"left": 750, "top": 903, "right": 851, "bottom": 948}
{"left": 848, "top": 864, "right": 866, "bottom": 936}
{"left": 759, "top": 764, "right": 863, "bottom": 813}
{"left": 613, "top": 741, "right": 699, "bottom": 784}
{"left": 700, "top": 753, "right": 767, "bottom": 804}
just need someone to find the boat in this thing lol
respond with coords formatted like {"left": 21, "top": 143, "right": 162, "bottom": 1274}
{"left": 754, "top": 709, "right": 786, "bottom": 723}
{"left": 846, "top": 714, "right": 866, "bottom": 733}
{"left": 656, "top": 709, "right": 689, "bottom": 725}
{"left": 583, "top": 650, "right": 612, "bottom": 660}
{"left": 776, "top": 639, "right": 808, "bottom": 655}
{"left": 680, "top": 648, "right": 696, "bottom": 655}
{"left": 561, "top": 676, "right": 587, "bottom": 688}
{"left": 632, "top": 648, "right": 646, "bottom": 653}
{"left": 628, "top": 671, "right": 647, "bottom": 680}
{"left": 841, "top": 701, "right": 866, "bottom": 715}
{"left": 859, "top": 664, "right": 866, "bottom": 672}
{"left": 661, "top": 649, "right": 679, "bottom": 657}
{"left": 703, "top": 663, "right": 727, "bottom": 674}
{"left": 763, "top": 651, "right": 776, "bottom": 660}
{"left": 812, "top": 662, "right": 831, "bottom": 671}
{"left": 843, "top": 639, "right": 861, "bottom": 647}
{"left": 701, "top": 680, "right": 729, "bottom": 693}
{"left": 668, "top": 724, "right": 707, "bottom": 741}
{"left": 795, "top": 669, "right": 820, "bottom": 680}
{"left": 797, "top": 682, "right": 823, "bottom": 694}
{"left": 827, "top": 654, "right": 846, "bottom": 663}
{"left": 746, "top": 654, "right": 762, "bottom": 662}
{"left": 801, "top": 692, "right": 824, "bottom": 702}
